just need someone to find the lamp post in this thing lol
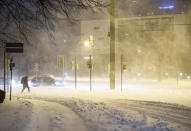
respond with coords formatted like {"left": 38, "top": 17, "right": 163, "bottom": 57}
{"left": 84, "top": 39, "right": 93, "bottom": 92}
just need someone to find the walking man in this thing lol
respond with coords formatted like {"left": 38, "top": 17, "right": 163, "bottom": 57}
{"left": 21, "top": 76, "right": 30, "bottom": 93}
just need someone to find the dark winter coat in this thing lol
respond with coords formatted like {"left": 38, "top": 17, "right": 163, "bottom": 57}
{"left": 21, "top": 76, "right": 28, "bottom": 85}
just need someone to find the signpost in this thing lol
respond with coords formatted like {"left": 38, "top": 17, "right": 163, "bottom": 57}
{"left": 9, "top": 57, "right": 15, "bottom": 101}
{"left": 0, "top": 42, "right": 23, "bottom": 102}
{"left": 4, "top": 42, "right": 24, "bottom": 101}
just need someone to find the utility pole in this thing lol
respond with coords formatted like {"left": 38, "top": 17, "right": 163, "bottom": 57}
{"left": 74, "top": 57, "right": 77, "bottom": 89}
{"left": 110, "top": 0, "right": 115, "bottom": 90}
{"left": 121, "top": 55, "right": 123, "bottom": 92}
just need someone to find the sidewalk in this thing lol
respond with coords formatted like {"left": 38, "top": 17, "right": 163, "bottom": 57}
{"left": 0, "top": 98, "right": 33, "bottom": 131}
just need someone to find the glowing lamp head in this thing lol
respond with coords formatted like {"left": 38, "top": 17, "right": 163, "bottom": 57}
{"left": 84, "top": 41, "right": 90, "bottom": 47}
{"left": 179, "top": 72, "right": 183, "bottom": 77}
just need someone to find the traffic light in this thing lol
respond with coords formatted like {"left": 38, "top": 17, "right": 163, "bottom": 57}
{"left": 34, "top": 63, "right": 39, "bottom": 72}
{"left": 87, "top": 60, "right": 92, "bottom": 69}
{"left": 10, "top": 63, "right": 15, "bottom": 70}
{"left": 57, "top": 55, "right": 65, "bottom": 70}
{"left": 76, "top": 64, "right": 79, "bottom": 70}
{"left": 72, "top": 61, "right": 75, "bottom": 70}
{"left": 72, "top": 61, "right": 79, "bottom": 70}
{"left": 123, "top": 64, "right": 127, "bottom": 72}
{"left": 89, "top": 35, "right": 94, "bottom": 46}
{"left": 9, "top": 57, "right": 15, "bottom": 71}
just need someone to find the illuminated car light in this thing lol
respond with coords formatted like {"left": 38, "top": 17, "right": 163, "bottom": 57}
{"left": 186, "top": 76, "right": 191, "bottom": 79}
{"left": 55, "top": 81, "right": 64, "bottom": 86}
{"left": 159, "top": 5, "right": 174, "bottom": 10}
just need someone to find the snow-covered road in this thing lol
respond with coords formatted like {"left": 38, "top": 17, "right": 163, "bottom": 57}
{"left": 15, "top": 96, "right": 191, "bottom": 131}
{"left": 1, "top": 85, "right": 191, "bottom": 131}
{"left": 106, "top": 100, "right": 191, "bottom": 129}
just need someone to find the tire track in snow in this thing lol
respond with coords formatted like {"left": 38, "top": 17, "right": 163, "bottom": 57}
{"left": 106, "top": 100, "right": 191, "bottom": 129}
{"left": 35, "top": 97, "right": 177, "bottom": 131}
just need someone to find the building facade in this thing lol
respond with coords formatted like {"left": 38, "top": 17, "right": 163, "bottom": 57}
{"left": 80, "top": 13, "right": 191, "bottom": 79}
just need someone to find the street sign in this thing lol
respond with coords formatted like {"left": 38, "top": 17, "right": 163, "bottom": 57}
{"left": 5, "top": 43, "right": 24, "bottom": 48}
{"left": 6, "top": 48, "right": 24, "bottom": 53}
{"left": 5, "top": 43, "right": 24, "bottom": 53}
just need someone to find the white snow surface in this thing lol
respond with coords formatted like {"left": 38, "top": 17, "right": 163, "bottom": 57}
{"left": 0, "top": 80, "right": 191, "bottom": 131}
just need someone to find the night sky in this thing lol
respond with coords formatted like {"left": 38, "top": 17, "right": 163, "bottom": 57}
{"left": 116, "top": 0, "right": 191, "bottom": 17}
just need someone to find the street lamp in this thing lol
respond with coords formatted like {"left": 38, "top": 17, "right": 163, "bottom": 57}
{"left": 84, "top": 37, "right": 94, "bottom": 92}
{"left": 84, "top": 41, "right": 90, "bottom": 47}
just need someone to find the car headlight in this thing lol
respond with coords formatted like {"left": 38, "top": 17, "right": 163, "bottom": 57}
{"left": 55, "top": 81, "right": 64, "bottom": 86}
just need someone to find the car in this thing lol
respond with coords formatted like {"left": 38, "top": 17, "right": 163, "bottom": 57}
{"left": 29, "top": 76, "right": 55, "bottom": 87}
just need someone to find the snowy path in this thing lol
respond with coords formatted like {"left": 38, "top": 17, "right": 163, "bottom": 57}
{"left": 0, "top": 98, "right": 88, "bottom": 131}
{"left": 0, "top": 99, "right": 34, "bottom": 131}
{"left": 24, "top": 99, "right": 88, "bottom": 131}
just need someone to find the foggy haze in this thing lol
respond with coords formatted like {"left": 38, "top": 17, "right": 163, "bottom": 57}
{"left": 1, "top": 1, "right": 191, "bottom": 131}
{"left": 0, "top": 0, "right": 190, "bottom": 90}
{"left": 0, "top": 0, "right": 190, "bottom": 83}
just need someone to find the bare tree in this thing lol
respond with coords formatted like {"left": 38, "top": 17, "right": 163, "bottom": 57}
{"left": 0, "top": 0, "right": 106, "bottom": 43}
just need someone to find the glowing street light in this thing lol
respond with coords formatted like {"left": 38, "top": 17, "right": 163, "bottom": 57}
{"left": 84, "top": 40, "right": 90, "bottom": 47}
{"left": 84, "top": 36, "right": 94, "bottom": 92}
{"left": 179, "top": 72, "right": 183, "bottom": 77}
